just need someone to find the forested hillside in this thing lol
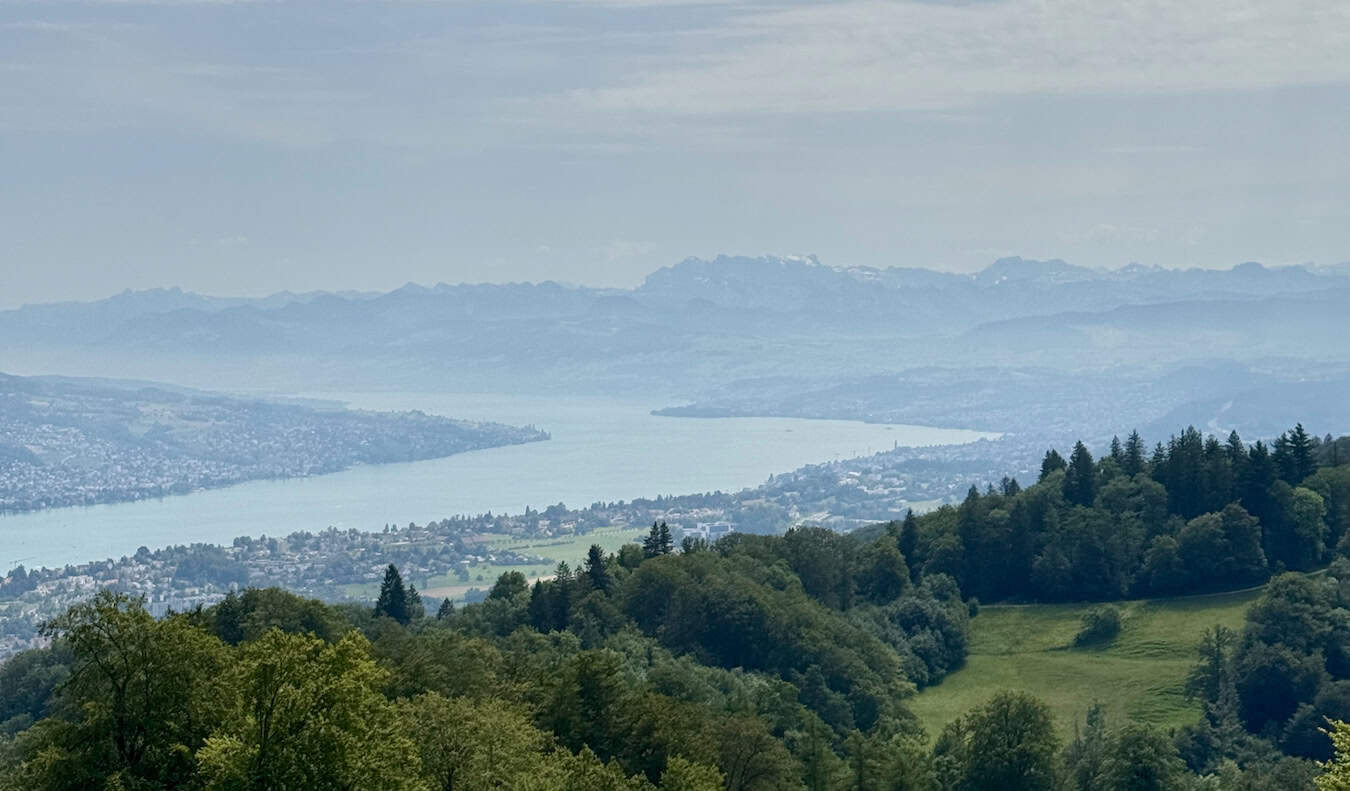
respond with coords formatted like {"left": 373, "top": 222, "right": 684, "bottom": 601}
{"left": 877, "top": 424, "right": 1350, "bottom": 603}
{"left": 3, "top": 423, "right": 1350, "bottom": 790}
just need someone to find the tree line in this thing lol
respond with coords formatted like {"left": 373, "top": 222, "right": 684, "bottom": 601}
{"left": 2, "top": 422, "right": 1350, "bottom": 790}
{"left": 882, "top": 424, "right": 1350, "bottom": 603}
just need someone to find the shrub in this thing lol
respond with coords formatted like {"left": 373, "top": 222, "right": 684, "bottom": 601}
{"left": 1074, "top": 606, "right": 1123, "bottom": 647}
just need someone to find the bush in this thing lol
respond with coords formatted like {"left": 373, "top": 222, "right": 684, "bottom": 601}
{"left": 1074, "top": 606, "right": 1123, "bottom": 647}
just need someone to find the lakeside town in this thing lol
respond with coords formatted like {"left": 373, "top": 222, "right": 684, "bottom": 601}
{"left": 0, "top": 433, "right": 1043, "bottom": 659}
{"left": 0, "top": 373, "right": 548, "bottom": 512}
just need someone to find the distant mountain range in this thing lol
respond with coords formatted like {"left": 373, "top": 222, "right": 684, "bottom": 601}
{"left": 3, "top": 255, "right": 1347, "bottom": 439}
{"left": 8, "top": 255, "right": 1346, "bottom": 348}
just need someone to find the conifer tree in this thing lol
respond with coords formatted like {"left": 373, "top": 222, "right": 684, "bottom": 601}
{"left": 373, "top": 564, "right": 410, "bottom": 625}
{"left": 436, "top": 598, "right": 454, "bottom": 620}
{"left": 643, "top": 521, "right": 674, "bottom": 558}
{"left": 1123, "top": 430, "right": 1146, "bottom": 477}
{"left": 1151, "top": 442, "right": 1167, "bottom": 470}
{"left": 406, "top": 584, "right": 425, "bottom": 620}
{"left": 1290, "top": 423, "right": 1317, "bottom": 483}
{"left": 899, "top": 510, "right": 920, "bottom": 582}
{"left": 552, "top": 561, "right": 572, "bottom": 628}
{"left": 1040, "top": 449, "right": 1067, "bottom": 481}
{"left": 1064, "top": 441, "right": 1097, "bottom": 507}
{"left": 584, "top": 544, "right": 610, "bottom": 592}
{"left": 1273, "top": 431, "right": 1297, "bottom": 483}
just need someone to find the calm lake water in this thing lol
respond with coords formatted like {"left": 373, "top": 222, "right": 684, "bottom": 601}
{"left": 1, "top": 392, "right": 994, "bottom": 570}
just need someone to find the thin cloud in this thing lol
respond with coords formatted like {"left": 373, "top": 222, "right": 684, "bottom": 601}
{"left": 565, "top": 0, "right": 1350, "bottom": 115}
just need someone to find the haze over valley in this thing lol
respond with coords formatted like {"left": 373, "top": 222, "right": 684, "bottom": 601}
{"left": 5, "top": 1, "right": 1350, "bottom": 788}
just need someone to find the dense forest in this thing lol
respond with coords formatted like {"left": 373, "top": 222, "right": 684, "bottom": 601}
{"left": 3, "top": 424, "right": 1350, "bottom": 790}
{"left": 879, "top": 424, "right": 1350, "bottom": 603}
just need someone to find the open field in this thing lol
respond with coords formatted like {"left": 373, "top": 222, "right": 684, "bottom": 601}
{"left": 907, "top": 587, "right": 1263, "bottom": 740}
{"left": 344, "top": 524, "right": 651, "bottom": 600}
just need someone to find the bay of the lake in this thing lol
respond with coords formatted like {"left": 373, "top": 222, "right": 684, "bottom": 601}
{"left": 1, "top": 392, "right": 996, "bottom": 570}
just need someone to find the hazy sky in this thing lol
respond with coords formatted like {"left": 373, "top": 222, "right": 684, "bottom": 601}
{"left": 2, "top": 0, "right": 1348, "bottom": 307}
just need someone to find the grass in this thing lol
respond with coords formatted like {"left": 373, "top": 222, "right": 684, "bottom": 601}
{"left": 907, "top": 587, "right": 1263, "bottom": 740}
{"left": 344, "top": 524, "right": 650, "bottom": 600}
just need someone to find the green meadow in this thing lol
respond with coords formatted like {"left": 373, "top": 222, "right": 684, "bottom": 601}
{"left": 907, "top": 587, "right": 1263, "bottom": 740}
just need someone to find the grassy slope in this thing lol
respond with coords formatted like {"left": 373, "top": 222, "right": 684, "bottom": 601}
{"left": 907, "top": 587, "right": 1262, "bottom": 740}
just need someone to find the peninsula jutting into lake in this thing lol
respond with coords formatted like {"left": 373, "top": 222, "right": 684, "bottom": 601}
{"left": 0, "top": 373, "right": 548, "bottom": 513}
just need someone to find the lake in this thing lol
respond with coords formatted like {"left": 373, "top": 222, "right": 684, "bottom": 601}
{"left": 0, "top": 392, "right": 995, "bottom": 570}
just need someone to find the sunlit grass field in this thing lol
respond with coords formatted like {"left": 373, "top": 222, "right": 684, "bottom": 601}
{"left": 906, "top": 587, "right": 1262, "bottom": 740}
{"left": 343, "top": 524, "right": 650, "bottom": 600}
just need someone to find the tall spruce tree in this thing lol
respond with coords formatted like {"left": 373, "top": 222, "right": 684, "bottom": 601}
{"left": 585, "top": 544, "right": 610, "bottom": 592}
{"left": 1290, "top": 423, "right": 1317, "bottom": 483}
{"left": 1064, "top": 441, "right": 1097, "bottom": 507}
{"left": 406, "top": 584, "right": 425, "bottom": 620}
{"left": 1123, "top": 431, "right": 1146, "bottom": 477}
{"left": 643, "top": 521, "right": 674, "bottom": 558}
{"left": 1040, "top": 449, "right": 1067, "bottom": 482}
{"left": 373, "top": 564, "right": 410, "bottom": 625}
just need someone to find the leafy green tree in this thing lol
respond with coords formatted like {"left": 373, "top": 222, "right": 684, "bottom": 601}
{"left": 489, "top": 570, "right": 529, "bottom": 601}
{"left": 1234, "top": 640, "right": 1327, "bottom": 733}
{"left": 1064, "top": 703, "right": 1109, "bottom": 790}
{"left": 1177, "top": 505, "right": 1267, "bottom": 589}
{"left": 373, "top": 564, "right": 410, "bottom": 625}
{"left": 1281, "top": 681, "right": 1350, "bottom": 761}
{"left": 1137, "top": 535, "right": 1186, "bottom": 596}
{"left": 783, "top": 526, "right": 858, "bottom": 609}
{"left": 713, "top": 714, "right": 803, "bottom": 791}
{"left": 1305, "top": 466, "right": 1350, "bottom": 551}
{"left": 370, "top": 625, "right": 502, "bottom": 700}
{"left": 211, "top": 587, "right": 346, "bottom": 645}
{"left": 522, "top": 747, "right": 648, "bottom": 791}
{"left": 1244, "top": 573, "right": 1335, "bottom": 655}
{"left": 21, "top": 592, "right": 229, "bottom": 789}
{"left": 1099, "top": 725, "right": 1188, "bottom": 791}
{"left": 1284, "top": 486, "right": 1330, "bottom": 570}
{"left": 1185, "top": 625, "right": 1236, "bottom": 705}
{"left": 542, "top": 650, "right": 630, "bottom": 762}
{"left": 197, "top": 629, "right": 421, "bottom": 791}
{"left": 399, "top": 692, "right": 553, "bottom": 791}
{"left": 856, "top": 535, "right": 910, "bottom": 605}
{"left": 1317, "top": 719, "right": 1350, "bottom": 791}
{"left": 659, "top": 756, "right": 724, "bottom": 791}
{"left": 0, "top": 644, "right": 69, "bottom": 737}
{"left": 935, "top": 691, "right": 1060, "bottom": 791}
